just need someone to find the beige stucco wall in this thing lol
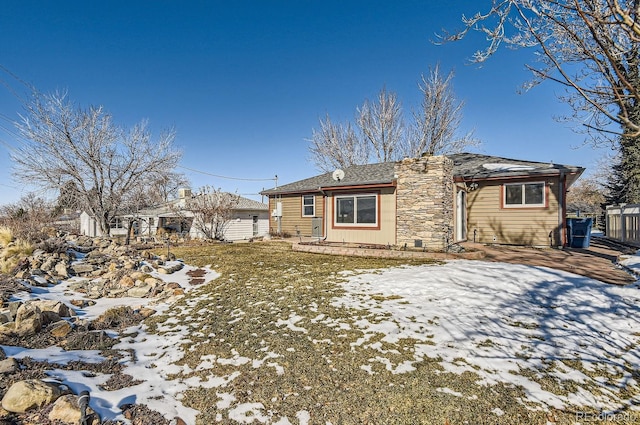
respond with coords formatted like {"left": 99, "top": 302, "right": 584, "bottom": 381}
{"left": 465, "top": 177, "right": 562, "bottom": 246}
{"left": 395, "top": 155, "right": 454, "bottom": 250}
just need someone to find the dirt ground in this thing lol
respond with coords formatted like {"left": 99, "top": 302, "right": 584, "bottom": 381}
{"left": 461, "top": 237, "right": 638, "bottom": 285}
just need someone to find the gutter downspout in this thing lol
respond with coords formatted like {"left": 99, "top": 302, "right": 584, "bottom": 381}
{"left": 318, "top": 187, "right": 328, "bottom": 242}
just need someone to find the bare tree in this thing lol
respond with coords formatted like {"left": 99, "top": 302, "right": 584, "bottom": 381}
{"left": 442, "top": 0, "right": 640, "bottom": 202}
{"left": 185, "top": 186, "right": 240, "bottom": 240}
{"left": 308, "top": 71, "right": 478, "bottom": 170}
{"left": 147, "top": 172, "right": 190, "bottom": 203}
{"left": 0, "top": 193, "right": 55, "bottom": 242}
{"left": 356, "top": 87, "right": 405, "bottom": 162}
{"left": 567, "top": 177, "right": 606, "bottom": 215}
{"left": 402, "top": 65, "right": 479, "bottom": 158}
{"left": 308, "top": 114, "right": 370, "bottom": 172}
{"left": 12, "top": 90, "right": 182, "bottom": 235}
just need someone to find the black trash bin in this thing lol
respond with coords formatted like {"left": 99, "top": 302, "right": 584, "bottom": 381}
{"left": 567, "top": 218, "right": 593, "bottom": 248}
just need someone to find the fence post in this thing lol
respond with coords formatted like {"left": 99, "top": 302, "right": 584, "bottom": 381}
{"left": 620, "top": 203, "right": 627, "bottom": 243}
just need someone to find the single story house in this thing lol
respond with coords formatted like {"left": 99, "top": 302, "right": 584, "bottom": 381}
{"left": 260, "top": 153, "right": 584, "bottom": 249}
{"left": 80, "top": 189, "right": 270, "bottom": 241}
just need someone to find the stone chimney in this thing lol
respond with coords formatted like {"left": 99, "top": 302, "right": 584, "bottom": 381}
{"left": 394, "top": 155, "right": 454, "bottom": 251}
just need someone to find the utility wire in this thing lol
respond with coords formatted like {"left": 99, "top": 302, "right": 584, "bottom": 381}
{"left": 178, "top": 165, "right": 276, "bottom": 182}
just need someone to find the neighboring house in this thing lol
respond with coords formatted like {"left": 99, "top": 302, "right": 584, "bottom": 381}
{"left": 260, "top": 153, "right": 584, "bottom": 249}
{"left": 80, "top": 189, "right": 270, "bottom": 241}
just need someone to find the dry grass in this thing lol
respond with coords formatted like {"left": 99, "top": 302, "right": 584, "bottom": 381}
{"left": 0, "top": 226, "right": 13, "bottom": 247}
{"left": 145, "top": 241, "right": 638, "bottom": 425}
{"left": 0, "top": 235, "right": 33, "bottom": 274}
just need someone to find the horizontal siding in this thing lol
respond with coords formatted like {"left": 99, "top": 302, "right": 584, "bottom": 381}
{"left": 224, "top": 211, "right": 269, "bottom": 241}
{"left": 269, "top": 194, "right": 323, "bottom": 236}
{"left": 467, "top": 179, "right": 561, "bottom": 246}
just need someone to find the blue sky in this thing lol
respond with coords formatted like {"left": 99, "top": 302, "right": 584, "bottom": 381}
{"left": 0, "top": 1, "right": 610, "bottom": 203}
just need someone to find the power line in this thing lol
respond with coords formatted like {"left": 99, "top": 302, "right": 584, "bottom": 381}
{"left": 178, "top": 165, "right": 276, "bottom": 182}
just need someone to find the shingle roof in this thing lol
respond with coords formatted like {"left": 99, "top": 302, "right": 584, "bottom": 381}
{"left": 261, "top": 153, "right": 585, "bottom": 195}
{"left": 235, "top": 196, "right": 269, "bottom": 210}
{"left": 261, "top": 162, "right": 396, "bottom": 195}
{"left": 136, "top": 193, "right": 267, "bottom": 216}
{"left": 448, "top": 153, "right": 584, "bottom": 180}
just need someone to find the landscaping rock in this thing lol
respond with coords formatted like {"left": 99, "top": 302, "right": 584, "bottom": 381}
{"left": 49, "top": 320, "right": 73, "bottom": 338}
{"left": 119, "top": 275, "right": 135, "bottom": 288}
{"left": 48, "top": 394, "right": 100, "bottom": 425}
{"left": 138, "top": 307, "right": 157, "bottom": 318}
{"left": 1, "top": 379, "right": 62, "bottom": 413}
{"left": 29, "top": 299, "right": 72, "bottom": 318}
{"left": 0, "top": 323, "right": 14, "bottom": 341}
{"left": 55, "top": 261, "right": 70, "bottom": 278}
{"left": 0, "top": 358, "right": 18, "bottom": 374}
{"left": 71, "top": 263, "right": 96, "bottom": 275}
{"left": 14, "top": 303, "right": 42, "bottom": 337}
{"left": 127, "top": 285, "right": 151, "bottom": 298}
{"left": 7, "top": 302, "right": 21, "bottom": 320}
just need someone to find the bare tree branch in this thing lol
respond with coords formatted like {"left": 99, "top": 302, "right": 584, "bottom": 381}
{"left": 402, "top": 64, "right": 480, "bottom": 158}
{"left": 442, "top": 0, "right": 640, "bottom": 144}
{"left": 308, "top": 71, "right": 479, "bottom": 169}
{"left": 184, "top": 186, "right": 240, "bottom": 240}
{"left": 356, "top": 87, "right": 405, "bottom": 162}
{"left": 12, "top": 90, "right": 183, "bottom": 235}
{"left": 307, "top": 114, "right": 370, "bottom": 172}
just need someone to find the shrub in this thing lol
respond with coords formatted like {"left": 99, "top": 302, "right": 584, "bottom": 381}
{"left": 91, "top": 306, "right": 145, "bottom": 330}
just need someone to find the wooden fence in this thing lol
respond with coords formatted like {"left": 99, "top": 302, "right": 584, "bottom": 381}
{"left": 606, "top": 204, "right": 640, "bottom": 245}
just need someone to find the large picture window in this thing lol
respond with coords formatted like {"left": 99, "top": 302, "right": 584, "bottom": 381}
{"left": 302, "top": 195, "right": 315, "bottom": 217}
{"left": 335, "top": 194, "right": 377, "bottom": 226}
{"left": 504, "top": 182, "right": 545, "bottom": 207}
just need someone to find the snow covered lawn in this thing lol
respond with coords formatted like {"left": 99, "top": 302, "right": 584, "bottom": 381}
{"left": 4, "top": 242, "right": 640, "bottom": 424}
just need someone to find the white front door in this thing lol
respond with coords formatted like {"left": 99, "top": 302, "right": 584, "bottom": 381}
{"left": 456, "top": 189, "right": 467, "bottom": 241}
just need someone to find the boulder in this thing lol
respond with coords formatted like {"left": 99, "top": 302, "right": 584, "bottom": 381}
{"left": 127, "top": 285, "right": 151, "bottom": 298}
{"left": 0, "top": 358, "right": 18, "bottom": 374}
{"left": 71, "top": 264, "right": 95, "bottom": 275}
{"left": 118, "top": 275, "right": 135, "bottom": 288}
{"left": 1, "top": 379, "right": 62, "bottom": 413}
{"left": 7, "top": 302, "right": 21, "bottom": 320}
{"left": 29, "top": 300, "right": 71, "bottom": 318}
{"left": 49, "top": 320, "right": 73, "bottom": 338}
{"left": 54, "top": 261, "right": 70, "bottom": 278}
{"left": 14, "top": 303, "right": 42, "bottom": 337}
{"left": 40, "top": 256, "right": 57, "bottom": 272}
{"left": 48, "top": 394, "right": 100, "bottom": 425}
{"left": 138, "top": 307, "right": 157, "bottom": 318}
{"left": 0, "top": 323, "right": 14, "bottom": 340}
{"left": 144, "top": 276, "right": 161, "bottom": 287}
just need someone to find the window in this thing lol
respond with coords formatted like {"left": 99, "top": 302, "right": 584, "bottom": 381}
{"left": 504, "top": 182, "right": 545, "bottom": 207}
{"left": 302, "top": 195, "right": 315, "bottom": 217}
{"left": 110, "top": 218, "right": 124, "bottom": 229}
{"left": 335, "top": 194, "right": 377, "bottom": 226}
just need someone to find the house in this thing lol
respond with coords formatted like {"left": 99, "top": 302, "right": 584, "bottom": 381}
{"left": 80, "top": 189, "right": 270, "bottom": 241}
{"left": 260, "top": 153, "right": 585, "bottom": 249}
